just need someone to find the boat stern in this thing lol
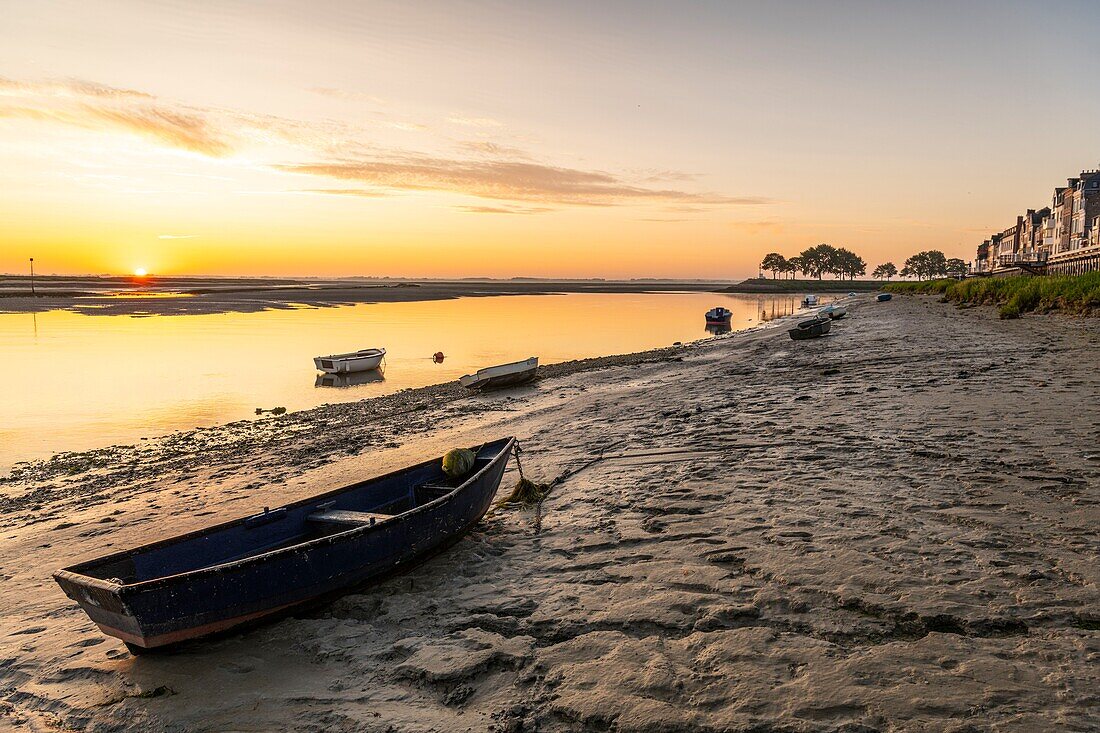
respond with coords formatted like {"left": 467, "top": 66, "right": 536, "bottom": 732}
{"left": 53, "top": 570, "right": 146, "bottom": 646}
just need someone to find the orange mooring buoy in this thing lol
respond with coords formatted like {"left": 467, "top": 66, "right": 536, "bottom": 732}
{"left": 433, "top": 351, "right": 445, "bottom": 363}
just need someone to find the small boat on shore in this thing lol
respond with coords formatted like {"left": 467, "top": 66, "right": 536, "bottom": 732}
{"left": 705, "top": 306, "right": 732, "bottom": 323}
{"left": 460, "top": 357, "right": 538, "bottom": 391}
{"left": 876, "top": 293, "right": 892, "bottom": 302}
{"left": 54, "top": 438, "right": 516, "bottom": 654}
{"left": 821, "top": 304, "right": 847, "bottom": 320}
{"left": 801, "top": 295, "right": 819, "bottom": 308}
{"left": 788, "top": 316, "right": 831, "bottom": 340}
{"left": 314, "top": 348, "right": 386, "bottom": 374}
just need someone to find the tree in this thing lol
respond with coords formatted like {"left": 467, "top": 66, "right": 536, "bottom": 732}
{"left": 834, "top": 247, "right": 866, "bottom": 280}
{"left": 760, "top": 253, "right": 787, "bottom": 279}
{"left": 798, "top": 244, "right": 839, "bottom": 280}
{"left": 786, "top": 256, "right": 805, "bottom": 279}
{"left": 783, "top": 258, "right": 801, "bottom": 280}
{"left": 945, "top": 258, "right": 967, "bottom": 278}
{"left": 902, "top": 250, "right": 949, "bottom": 280}
{"left": 872, "top": 262, "right": 898, "bottom": 281}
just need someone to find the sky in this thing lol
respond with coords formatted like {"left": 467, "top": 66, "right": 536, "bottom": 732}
{"left": 1, "top": 0, "right": 1099, "bottom": 279}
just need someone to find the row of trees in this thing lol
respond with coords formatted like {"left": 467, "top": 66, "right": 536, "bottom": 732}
{"left": 760, "top": 244, "right": 867, "bottom": 281}
{"left": 761, "top": 247, "right": 969, "bottom": 282}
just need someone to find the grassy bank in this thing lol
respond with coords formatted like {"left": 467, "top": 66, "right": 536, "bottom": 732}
{"left": 883, "top": 272, "right": 1100, "bottom": 318}
{"left": 723, "top": 278, "right": 883, "bottom": 293}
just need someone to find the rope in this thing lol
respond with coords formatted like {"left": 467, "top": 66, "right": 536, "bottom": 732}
{"left": 502, "top": 439, "right": 610, "bottom": 535}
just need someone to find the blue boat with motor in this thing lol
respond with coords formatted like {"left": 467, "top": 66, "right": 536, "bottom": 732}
{"left": 704, "top": 306, "right": 733, "bottom": 324}
{"left": 54, "top": 437, "right": 516, "bottom": 654}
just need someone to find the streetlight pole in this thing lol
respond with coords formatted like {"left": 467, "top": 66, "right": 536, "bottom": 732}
{"left": 29, "top": 257, "right": 35, "bottom": 296}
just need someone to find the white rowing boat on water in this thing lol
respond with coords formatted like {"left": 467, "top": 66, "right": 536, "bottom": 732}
{"left": 459, "top": 357, "right": 538, "bottom": 391}
{"left": 314, "top": 348, "right": 386, "bottom": 374}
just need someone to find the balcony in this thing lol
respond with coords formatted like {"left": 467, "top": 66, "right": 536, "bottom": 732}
{"left": 1050, "top": 239, "right": 1100, "bottom": 262}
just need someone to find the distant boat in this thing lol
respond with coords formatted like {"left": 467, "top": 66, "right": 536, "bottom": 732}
{"left": 801, "top": 295, "right": 819, "bottom": 308}
{"left": 821, "top": 304, "right": 847, "bottom": 320}
{"left": 54, "top": 437, "right": 516, "bottom": 654}
{"left": 876, "top": 293, "right": 892, "bottom": 302}
{"left": 788, "top": 316, "right": 831, "bottom": 340}
{"left": 704, "top": 306, "right": 733, "bottom": 323}
{"left": 460, "top": 357, "right": 538, "bottom": 391}
{"left": 314, "top": 348, "right": 386, "bottom": 374}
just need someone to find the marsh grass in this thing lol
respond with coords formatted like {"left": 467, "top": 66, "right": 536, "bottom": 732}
{"left": 883, "top": 272, "right": 1100, "bottom": 318}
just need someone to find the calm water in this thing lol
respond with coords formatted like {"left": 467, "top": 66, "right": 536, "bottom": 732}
{"left": 0, "top": 292, "right": 816, "bottom": 470}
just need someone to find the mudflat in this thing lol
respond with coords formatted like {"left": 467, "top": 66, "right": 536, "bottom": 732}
{"left": 1, "top": 295, "right": 1097, "bottom": 732}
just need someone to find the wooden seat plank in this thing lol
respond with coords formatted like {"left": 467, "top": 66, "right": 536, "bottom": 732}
{"left": 307, "top": 509, "right": 393, "bottom": 526}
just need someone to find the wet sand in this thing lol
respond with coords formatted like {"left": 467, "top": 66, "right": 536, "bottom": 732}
{"left": 1, "top": 295, "right": 1097, "bottom": 732}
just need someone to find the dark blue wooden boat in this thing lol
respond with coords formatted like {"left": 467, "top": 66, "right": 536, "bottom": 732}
{"left": 876, "top": 292, "right": 892, "bottom": 302}
{"left": 54, "top": 437, "right": 515, "bottom": 654}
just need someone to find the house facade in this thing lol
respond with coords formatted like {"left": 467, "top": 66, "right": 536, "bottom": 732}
{"left": 975, "top": 168, "right": 1100, "bottom": 276}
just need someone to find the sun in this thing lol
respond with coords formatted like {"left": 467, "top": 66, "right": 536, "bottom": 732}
{"left": 133, "top": 267, "right": 148, "bottom": 277}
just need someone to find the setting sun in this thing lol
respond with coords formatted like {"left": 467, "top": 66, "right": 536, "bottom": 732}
{"left": 133, "top": 268, "right": 147, "bottom": 277}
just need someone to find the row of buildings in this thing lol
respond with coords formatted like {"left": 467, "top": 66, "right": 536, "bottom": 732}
{"left": 973, "top": 167, "right": 1100, "bottom": 276}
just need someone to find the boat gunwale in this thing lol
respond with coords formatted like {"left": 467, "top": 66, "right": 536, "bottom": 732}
{"left": 314, "top": 348, "right": 386, "bottom": 362}
{"left": 54, "top": 437, "right": 514, "bottom": 594}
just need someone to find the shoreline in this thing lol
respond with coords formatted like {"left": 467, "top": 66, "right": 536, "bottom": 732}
{"left": 0, "top": 277, "right": 730, "bottom": 316}
{"left": 1, "top": 294, "right": 1096, "bottom": 731}
{"left": 0, "top": 310, "right": 793, "bottom": 490}
{"left": 721, "top": 277, "right": 884, "bottom": 293}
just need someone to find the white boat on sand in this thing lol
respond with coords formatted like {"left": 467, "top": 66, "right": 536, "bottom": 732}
{"left": 460, "top": 357, "right": 538, "bottom": 391}
{"left": 314, "top": 348, "right": 386, "bottom": 374}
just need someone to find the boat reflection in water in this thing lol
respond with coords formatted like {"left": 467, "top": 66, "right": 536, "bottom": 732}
{"left": 315, "top": 370, "right": 386, "bottom": 388}
{"left": 705, "top": 321, "right": 732, "bottom": 336}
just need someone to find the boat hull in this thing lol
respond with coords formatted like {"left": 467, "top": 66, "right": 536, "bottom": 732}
{"left": 314, "top": 349, "right": 386, "bottom": 374}
{"left": 788, "top": 317, "right": 832, "bottom": 340}
{"left": 466, "top": 370, "right": 537, "bottom": 390}
{"left": 460, "top": 357, "right": 538, "bottom": 391}
{"left": 54, "top": 438, "right": 514, "bottom": 651}
{"left": 876, "top": 293, "right": 892, "bottom": 302}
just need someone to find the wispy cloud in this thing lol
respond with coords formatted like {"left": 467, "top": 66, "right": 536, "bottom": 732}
{"left": 730, "top": 220, "right": 783, "bottom": 234}
{"left": 157, "top": 234, "right": 199, "bottom": 239}
{"left": 297, "top": 188, "right": 391, "bottom": 198}
{"left": 276, "top": 156, "right": 769, "bottom": 207}
{"left": 0, "top": 77, "right": 232, "bottom": 156}
{"left": 0, "top": 76, "right": 152, "bottom": 100}
{"left": 455, "top": 204, "right": 553, "bottom": 215}
{"left": 458, "top": 140, "right": 531, "bottom": 159}
{"left": 0, "top": 75, "right": 770, "bottom": 213}
{"left": 448, "top": 115, "right": 502, "bottom": 128}
{"left": 308, "top": 87, "right": 388, "bottom": 106}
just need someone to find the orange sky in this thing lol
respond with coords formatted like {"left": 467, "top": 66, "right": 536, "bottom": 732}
{"left": 2, "top": 1, "right": 1098, "bottom": 279}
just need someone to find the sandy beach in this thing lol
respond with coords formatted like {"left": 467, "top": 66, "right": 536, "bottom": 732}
{"left": 1, "top": 295, "right": 1097, "bottom": 732}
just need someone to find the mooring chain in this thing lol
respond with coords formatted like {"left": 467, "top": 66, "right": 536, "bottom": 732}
{"left": 512, "top": 440, "right": 526, "bottom": 483}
